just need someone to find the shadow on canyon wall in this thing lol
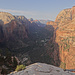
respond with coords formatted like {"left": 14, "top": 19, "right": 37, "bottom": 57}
{"left": 0, "top": 20, "right": 60, "bottom": 67}
{"left": 28, "top": 25, "right": 60, "bottom": 67}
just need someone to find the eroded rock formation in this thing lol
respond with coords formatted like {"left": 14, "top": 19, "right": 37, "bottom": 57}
{"left": 47, "top": 6, "right": 75, "bottom": 69}
{"left": 0, "top": 12, "right": 15, "bottom": 24}
{"left": 46, "top": 21, "right": 57, "bottom": 29}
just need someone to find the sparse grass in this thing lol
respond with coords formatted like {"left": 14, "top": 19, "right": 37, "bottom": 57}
{"left": 15, "top": 65, "right": 26, "bottom": 72}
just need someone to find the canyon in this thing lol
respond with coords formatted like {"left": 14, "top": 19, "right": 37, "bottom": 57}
{"left": 0, "top": 6, "right": 75, "bottom": 74}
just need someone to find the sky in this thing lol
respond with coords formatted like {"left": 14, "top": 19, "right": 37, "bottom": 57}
{"left": 0, "top": 0, "right": 75, "bottom": 21}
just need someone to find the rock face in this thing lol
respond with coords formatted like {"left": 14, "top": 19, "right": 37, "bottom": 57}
{"left": 55, "top": 6, "right": 75, "bottom": 24}
{"left": 0, "top": 12, "right": 15, "bottom": 24}
{"left": 0, "top": 12, "right": 31, "bottom": 50}
{"left": 0, "top": 13, "right": 30, "bottom": 40}
{"left": 46, "top": 6, "right": 75, "bottom": 69}
{"left": 55, "top": 8, "right": 72, "bottom": 24}
{"left": 48, "top": 6, "right": 75, "bottom": 69}
{"left": 4, "top": 20, "right": 28, "bottom": 39}
{"left": 8, "top": 63, "right": 75, "bottom": 75}
{"left": 55, "top": 6, "right": 75, "bottom": 69}
{"left": 46, "top": 21, "right": 57, "bottom": 29}
{"left": 56, "top": 20, "right": 75, "bottom": 69}
{"left": 0, "top": 25, "right": 4, "bottom": 42}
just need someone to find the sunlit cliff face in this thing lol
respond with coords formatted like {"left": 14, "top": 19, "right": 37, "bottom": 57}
{"left": 55, "top": 6, "right": 75, "bottom": 69}
{"left": 46, "top": 6, "right": 75, "bottom": 69}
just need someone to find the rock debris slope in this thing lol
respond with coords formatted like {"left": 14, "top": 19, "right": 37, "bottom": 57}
{"left": 8, "top": 63, "right": 75, "bottom": 75}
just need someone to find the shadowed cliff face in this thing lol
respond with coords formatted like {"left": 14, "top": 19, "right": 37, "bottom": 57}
{"left": 4, "top": 20, "right": 28, "bottom": 39}
{"left": 28, "top": 25, "right": 60, "bottom": 66}
{"left": 0, "top": 13, "right": 31, "bottom": 52}
{"left": 45, "top": 25, "right": 60, "bottom": 66}
{"left": 0, "top": 24, "right": 4, "bottom": 42}
{"left": 0, "top": 20, "right": 6, "bottom": 47}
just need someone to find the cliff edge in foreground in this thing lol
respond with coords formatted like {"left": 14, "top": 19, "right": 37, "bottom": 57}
{"left": 8, "top": 63, "right": 75, "bottom": 75}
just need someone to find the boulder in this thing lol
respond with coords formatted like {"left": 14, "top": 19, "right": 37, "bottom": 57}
{"left": 8, "top": 63, "right": 75, "bottom": 75}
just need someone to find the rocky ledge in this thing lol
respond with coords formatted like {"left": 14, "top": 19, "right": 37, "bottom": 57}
{"left": 8, "top": 63, "right": 75, "bottom": 75}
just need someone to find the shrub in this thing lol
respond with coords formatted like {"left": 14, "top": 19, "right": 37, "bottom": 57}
{"left": 15, "top": 65, "right": 26, "bottom": 71}
{"left": 64, "top": 44, "right": 70, "bottom": 50}
{"left": 1, "top": 68, "right": 8, "bottom": 74}
{"left": 60, "top": 62, "right": 66, "bottom": 70}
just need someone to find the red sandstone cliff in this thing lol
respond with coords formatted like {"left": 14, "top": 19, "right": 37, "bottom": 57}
{"left": 46, "top": 6, "right": 75, "bottom": 69}
{"left": 46, "top": 21, "right": 58, "bottom": 29}
{"left": 56, "top": 20, "right": 75, "bottom": 69}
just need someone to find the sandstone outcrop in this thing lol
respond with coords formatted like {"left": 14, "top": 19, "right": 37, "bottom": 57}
{"left": 0, "top": 12, "right": 15, "bottom": 24}
{"left": 46, "top": 6, "right": 75, "bottom": 69}
{"left": 46, "top": 21, "right": 57, "bottom": 29}
{"left": 55, "top": 6, "right": 75, "bottom": 69}
{"left": 8, "top": 63, "right": 75, "bottom": 75}
{"left": 56, "top": 19, "right": 75, "bottom": 69}
{"left": 55, "top": 8, "right": 72, "bottom": 24}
